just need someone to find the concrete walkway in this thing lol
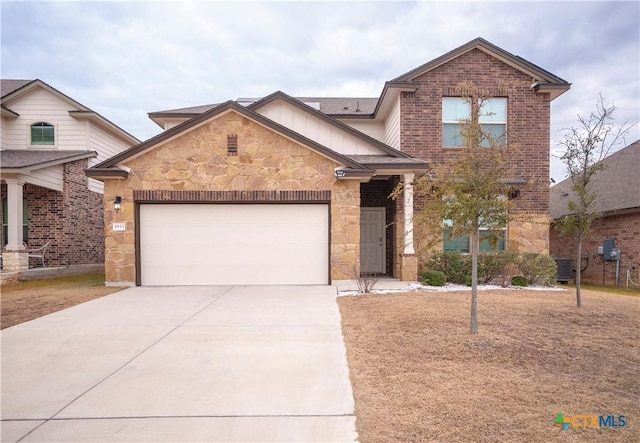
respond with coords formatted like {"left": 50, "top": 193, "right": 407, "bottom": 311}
{"left": 1, "top": 286, "right": 357, "bottom": 442}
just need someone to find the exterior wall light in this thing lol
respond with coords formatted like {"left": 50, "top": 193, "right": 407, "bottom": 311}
{"left": 114, "top": 195, "right": 122, "bottom": 212}
{"left": 335, "top": 170, "right": 346, "bottom": 178}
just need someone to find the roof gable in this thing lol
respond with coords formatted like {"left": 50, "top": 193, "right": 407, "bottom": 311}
{"left": 1, "top": 79, "right": 139, "bottom": 145}
{"left": 391, "top": 37, "right": 570, "bottom": 100}
{"left": 91, "top": 100, "right": 372, "bottom": 175}
{"left": 393, "top": 37, "right": 568, "bottom": 84}
{"left": 248, "top": 91, "right": 411, "bottom": 158}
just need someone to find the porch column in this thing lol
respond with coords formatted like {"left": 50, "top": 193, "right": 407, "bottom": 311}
{"left": 403, "top": 173, "right": 415, "bottom": 255}
{"left": 399, "top": 173, "right": 417, "bottom": 281}
{"left": 3, "top": 177, "right": 28, "bottom": 271}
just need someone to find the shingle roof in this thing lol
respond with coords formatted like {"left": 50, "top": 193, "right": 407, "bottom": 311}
{"left": 550, "top": 140, "right": 640, "bottom": 219}
{"left": 1, "top": 79, "right": 33, "bottom": 98}
{"left": 293, "top": 97, "right": 378, "bottom": 115}
{"left": 150, "top": 97, "right": 379, "bottom": 117}
{"left": 0, "top": 150, "right": 96, "bottom": 169}
{"left": 346, "top": 155, "right": 428, "bottom": 167}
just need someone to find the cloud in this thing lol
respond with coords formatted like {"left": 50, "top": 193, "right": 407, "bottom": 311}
{"left": 2, "top": 0, "right": 638, "bottom": 181}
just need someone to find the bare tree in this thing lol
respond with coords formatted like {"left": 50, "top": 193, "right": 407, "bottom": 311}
{"left": 395, "top": 82, "right": 519, "bottom": 334}
{"left": 556, "top": 95, "right": 632, "bottom": 307}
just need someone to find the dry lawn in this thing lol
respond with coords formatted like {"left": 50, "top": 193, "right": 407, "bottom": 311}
{"left": 339, "top": 288, "right": 640, "bottom": 442}
{"left": 1, "top": 273, "right": 122, "bottom": 329}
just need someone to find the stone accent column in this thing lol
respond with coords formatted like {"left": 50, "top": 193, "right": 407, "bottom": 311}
{"left": 399, "top": 253, "right": 417, "bottom": 281}
{"left": 399, "top": 173, "right": 417, "bottom": 281}
{"left": 3, "top": 177, "right": 28, "bottom": 271}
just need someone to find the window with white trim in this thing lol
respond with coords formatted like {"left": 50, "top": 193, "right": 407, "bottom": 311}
{"left": 442, "top": 97, "right": 507, "bottom": 147}
{"left": 2, "top": 198, "right": 28, "bottom": 246}
{"left": 31, "top": 122, "right": 55, "bottom": 145}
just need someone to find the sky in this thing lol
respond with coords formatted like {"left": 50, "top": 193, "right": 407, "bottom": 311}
{"left": 2, "top": 1, "right": 639, "bottom": 182}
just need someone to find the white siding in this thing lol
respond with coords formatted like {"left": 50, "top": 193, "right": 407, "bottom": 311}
{"left": 2, "top": 86, "right": 134, "bottom": 194}
{"left": 2, "top": 88, "right": 88, "bottom": 151}
{"left": 383, "top": 97, "right": 401, "bottom": 150}
{"left": 88, "top": 125, "right": 133, "bottom": 193}
{"left": 26, "top": 165, "right": 63, "bottom": 191}
{"left": 256, "top": 101, "right": 387, "bottom": 156}
{"left": 341, "top": 120, "right": 386, "bottom": 143}
{"left": 1, "top": 116, "right": 9, "bottom": 148}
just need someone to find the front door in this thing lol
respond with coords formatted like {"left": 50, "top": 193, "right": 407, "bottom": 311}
{"left": 360, "top": 208, "right": 385, "bottom": 274}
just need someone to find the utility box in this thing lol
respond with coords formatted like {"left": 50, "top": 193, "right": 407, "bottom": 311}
{"left": 603, "top": 239, "right": 615, "bottom": 261}
{"left": 554, "top": 258, "right": 572, "bottom": 283}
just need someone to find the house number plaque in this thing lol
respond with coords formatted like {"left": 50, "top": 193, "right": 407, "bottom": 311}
{"left": 112, "top": 222, "right": 126, "bottom": 231}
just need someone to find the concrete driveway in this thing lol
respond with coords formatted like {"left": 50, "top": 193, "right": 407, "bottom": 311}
{"left": 1, "top": 286, "right": 357, "bottom": 442}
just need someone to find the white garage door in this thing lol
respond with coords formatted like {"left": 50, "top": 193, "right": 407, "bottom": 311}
{"left": 139, "top": 204, "right": 329, "bottom": 285}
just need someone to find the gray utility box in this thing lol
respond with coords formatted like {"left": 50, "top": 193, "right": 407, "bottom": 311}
{"left": 603, "top": 239, "right": 615, "bottom": 260}
{"left": 554, "top": 258, "right": 572, "bottom": 283}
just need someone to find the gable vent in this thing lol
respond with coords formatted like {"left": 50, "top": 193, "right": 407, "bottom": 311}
{"left": 227, "top": 134, "right": 238, "bottom": 156}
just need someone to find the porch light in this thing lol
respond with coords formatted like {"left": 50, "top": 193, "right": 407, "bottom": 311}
{"left": 114, "top": 196, "right": 122, "bottom": 212}
{"left": 335, "top": 170, "right": 346, "bottom": 178}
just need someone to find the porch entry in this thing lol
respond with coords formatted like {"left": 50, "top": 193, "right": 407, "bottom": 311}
{"left": 360, "top": 207, "right": 385, "bottom": 274}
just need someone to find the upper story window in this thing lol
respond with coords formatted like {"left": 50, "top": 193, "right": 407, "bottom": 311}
{"left": 442, "top": 97, "right": 507, "bottom": 147}
{"left": 30, "top": 122, "right": 55, "bottom": 145}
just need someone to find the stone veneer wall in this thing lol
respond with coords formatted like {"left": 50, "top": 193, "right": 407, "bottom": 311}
{"left": 507, "top": 214, "right": 550, "bottom": 253}
{"left": 550, "top": 212, "right": 640, "bottom": 285}
{"left": 399, "top": 48, "right": 553, "bottom": 258}
{"left": 103, "top": 111, "right": 361, "bottom": 285}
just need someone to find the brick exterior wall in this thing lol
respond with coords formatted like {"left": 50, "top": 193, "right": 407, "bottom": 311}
{"left": 360, "top": 179, "right": 397, "bottom": 276}
{"left": 1, "top": 158, "right": 104, "bottom": 267}
{"left": 550, "top": 211, "right": 640, "bottom": 285}
{"left": 400, "top": 48, "right": 552, "bottom": 259}
{"left": 103, "top": 110, "right": 361, "bottom": 285}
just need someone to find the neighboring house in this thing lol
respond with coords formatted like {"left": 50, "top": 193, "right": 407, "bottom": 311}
{"left": 1, "top": 79, "right": 139, "bottom": 271}
{"left": 550, "top": 140, "right": 640, "bottom": 285}
{"left": 87, "top": 37, "right": 570, "bottom": 286}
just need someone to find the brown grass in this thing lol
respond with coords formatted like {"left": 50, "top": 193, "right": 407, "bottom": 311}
{"left": 1, "top": 273, "right": 122, "bottom": 329}
{"left": 339, "top": 288, "right": 640, "bottom": 442}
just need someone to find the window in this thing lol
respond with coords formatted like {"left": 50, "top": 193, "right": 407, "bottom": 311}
{"left": 2, "top": 198, "right": 28, "bottom": 246}
{"left": 442, "top": 98, "right": 470, "bottom": 147}
{"left": 31, "top": 122, "right": 55, "bottom": 145}
{"left": 443, "top": 229, "right": 505, "bottom": 253}
{"left": 442, "top": 97, "right": 507, "bottom": 147}
{"left": 442, "top": 219, "right": 506, "bottom": 253}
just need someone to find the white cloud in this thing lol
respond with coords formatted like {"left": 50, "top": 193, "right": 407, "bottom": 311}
{"left": 2, "top": 0, "right": 638, "bottom": 180}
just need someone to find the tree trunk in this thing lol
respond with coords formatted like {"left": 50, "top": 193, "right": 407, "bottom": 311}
{"left": 576, "top": 235, "right": 582, "bottom": 307}
{"left": 470, "top": 229, "right": 479, "bottom": 334}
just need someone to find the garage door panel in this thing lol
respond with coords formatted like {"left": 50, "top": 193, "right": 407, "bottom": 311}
{"left": 139, "top": 204, "right": 329, "bottom": 285}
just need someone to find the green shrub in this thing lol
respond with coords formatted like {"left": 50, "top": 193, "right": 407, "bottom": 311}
{"left": 478, "top": 250, "right": 519, "bottom": 285}
{"left": 425, "top": 251, "right": 471, "bottom": 284}
{"left": 511, "top": 275, "right": 528, "bottom": 287}
{"left": 517, "top": 253, "right": 557, "bottom": 286}
{"left": 422, "top": 270, "right": 447, "bottom": 286}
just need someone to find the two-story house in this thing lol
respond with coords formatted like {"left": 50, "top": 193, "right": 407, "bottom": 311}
{"left": 1, "top": 79, "right": 139, "bottom": 271}
{"left": 87, "top": 38, "right": 570, "bottom": 286}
